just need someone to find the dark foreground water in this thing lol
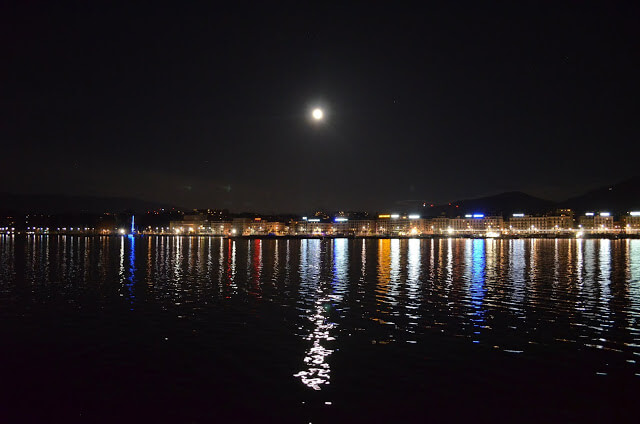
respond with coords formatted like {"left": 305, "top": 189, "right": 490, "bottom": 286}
{"left": 1, "top": 235, "right": 639, "bottom": 423}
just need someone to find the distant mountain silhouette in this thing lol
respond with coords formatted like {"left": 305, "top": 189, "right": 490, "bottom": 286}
{"left": 0, "top": 193, "right": 178, "bottom": 214}
{"left": 2, "top": 176, "right": 638, "bottom": 216}
{"left": 426, "top": 191, "right": 555, "bottom": 217}
{"left": 559, "top": 176, "right": 640, "bottom": 213}
{"left": 424, "top": 177, "right": 640, "bottom": 217}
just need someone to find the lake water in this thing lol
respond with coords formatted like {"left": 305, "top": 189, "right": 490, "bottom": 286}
{"left": 1, "top": 235, "right": 639, "bottom": 423}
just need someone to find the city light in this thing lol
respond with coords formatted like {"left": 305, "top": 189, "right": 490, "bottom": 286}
{"left": 513, "top": 213, "right": 524, "bottom": 217}
{"left": 631, "top": 212, "right": 640, "bottom": 216}
{"left": 378, "top": 214, "right": 391, "bottom": 218}
{"left": 600, "top": 212, "right": 610, "bottom": 217}
{"left": 408, "top": 214, "right": 420, "bottom": 219}
{"left": 465, "top": 214, "right": 472, "bottom": 218}
{"left": 308, "top": 218, "right": 320, "bottom": 222}
{"left": 334, "top": 217, "right": 348, "bottom": 222}
{"left": 472, "top": 214, "right": 484, "bottom": 218}
{"left": 585, "top": 212, "right": 594, "bottom": 216}
{"left": 391, "top": 214, "right": 400, "bottom": 219}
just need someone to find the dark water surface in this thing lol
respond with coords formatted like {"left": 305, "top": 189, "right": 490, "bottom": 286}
{"left": 1, "top": 235, "right": 639, "bottom": 422}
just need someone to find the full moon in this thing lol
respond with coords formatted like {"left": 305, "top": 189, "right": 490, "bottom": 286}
{"left": 312, "top": 108, "right": 324, "bottom": 121}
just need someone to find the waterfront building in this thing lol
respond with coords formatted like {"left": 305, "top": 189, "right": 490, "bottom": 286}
{"left": 245, "top": 219, "right": 285, "bottom": 235}
{"left": 429, "top": 217, "right": 450, "bottom": 234}
{"left": 446, "top": 215, "right": 504, "bottom": 235}
{"left": 375, "top": 214, "right": 423, "bottom": 236}
{"left": 210, "top": 221, "right": 232, "bottom": 235}
{"left": 294, "top": 218, "right": 331, "bottom": 235}
{"left": 508, "top": 214, "right": 573, "bottom": 232}
{"left": 170, "top": 213, "right": 209, "bottom": 234}
{"left": 578, "top": 212, "right": 614, "bottom": 231}
{"left": 622, "top": 212, "right": 640, "bottom": 233}
{"left": 330, "top": 219, "right": 375, "bottom": 236}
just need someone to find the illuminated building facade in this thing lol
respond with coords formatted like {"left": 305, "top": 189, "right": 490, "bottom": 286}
{"left": 508, "top": 215, "right": 573, "bottom": 232}
{"left": 622, "top": 212, "right": 640, "bottom": 232}
{"left": 578, "top": 212, "right": 614, "bottom": 230}
{"left": 375, "top": 214, "right": 423, "bottom": 236}
{"left": 448, "top": 215, "right": 504, "bottom": 233}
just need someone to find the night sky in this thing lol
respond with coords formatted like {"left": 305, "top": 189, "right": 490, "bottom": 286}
{"left": 2, "top": 2, "right": 639, "bottom": 212}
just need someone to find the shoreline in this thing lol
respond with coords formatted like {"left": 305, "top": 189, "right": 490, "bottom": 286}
{"left": 4, "top": 233, "right": 640, "bottom": 240}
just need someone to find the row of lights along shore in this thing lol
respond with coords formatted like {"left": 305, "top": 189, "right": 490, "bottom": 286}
{"left": 3, "top": 211, "right": 640, "bottom": 238}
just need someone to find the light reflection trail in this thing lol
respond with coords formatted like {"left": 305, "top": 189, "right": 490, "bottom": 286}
{"left": 224, "top": 239, "right": 237, "bottom": 297}
{"left": 598, "top": 240, "right": 612, "bottom": 328}
{"left": 406, "top": 238, "right": 422, "bottom": 333}
{"left": 294, "top": 239, "right": 337, "bottom": 391}
{"left": 628, "top": 241, "right": 640, "bottom": 352}
{"left": 509, "top": 240, "right": 526, "bottom": 310}
{"left": 469, "top": 239, "right": 486, "bottom": 343}
{"left": 119, "top": 235, "right": 136, "bottom": 308}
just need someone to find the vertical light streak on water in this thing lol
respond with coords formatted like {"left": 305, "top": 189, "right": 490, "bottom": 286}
{"left": 446, "top": 238, "right": 453, "bottom": 289}
{"left": 173, "top": 237, "right": 183, "bottom": 288}
{"left": 83, "top": 236, "right": 91, "bottom": 284}
{"left": 406, "top": 238, "right": 422, "bottom": 335}
{"left": 332, "top": 238, "right": 348, "bottom": 306}
{"left": 509, "top": 240, "right": 526, "bottom": 313}
{"left": 206, "top": 237, "right": 213, "bottom": 284}
{"left": 376, "top": 239, "right": 391, "bottom": 310}
{"left": 576, "top": 238, "right": 584, "bottom": 296}
{"left": 295, "top": 239, "right": 334, "bottom": 391}
{"left": 60, "top": 235, "right": 67, "bottom": 280}
{"left": 119, "top": 236, "right": 124, "bottom": 290}
{"left": 224, "top": 239, "right": 237, "bottom": 297}
{"left": 356, "top": 239, "right": 366, "bottom": 312}
{"left": 469, "top": 239, "right": 487, "bottom": 343}
{"left": 627, "top": 240, "right": 640, "bottom": 347}
{"left": 554, "top": 238, "right": 560, "bottom": 283}
{"left": 484, "top": 239, "right": 496, "bottom": 306}
{"left": 187, "top": 237, "right": 195, "bottom": 274}
{"left": 195, "top": 237, "right": 206, "bottom": 282}
{"left": 283, "top": 240, "right": 291, "bottom": 290}
{"left": 273, "top": 239, "right": 280, "bottom": 284}
{"left": 527, "top": 239, "right": 537, "bottom": 290}
{"left": 255, "top": 240, "right": 262, "bottom": 294}
{"left": 582, "top": 241, "right": 598, "bottom": 321}
{"left": 217, "top": 237, "right": 224, "bottom": 295}
{"left": 388, "top": 239, "right": 401, "bottom": 308}
{"left": 429, "top": 238, "right": 435, "bottom": 283}
{"left": 597, "top": 240, "right": 612, "bottom": 338}
{"left": 361, "top": 239, "right": 366, "bottom": 281}
{"left": 146, "top": 237, "right": 153, "bottom": 288}
{"left": 247, "top": 239, "right": 263, "bottom": 299}
{"left": 125, "top": 235, "right": 136, "bottom": 308}
{"left": 43, "top": 235, "right": 50, "bottom": 284}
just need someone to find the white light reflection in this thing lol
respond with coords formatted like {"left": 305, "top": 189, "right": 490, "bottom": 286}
{"left": 388, "top": 239, "right": 401, "bottom": 306}
{"left": 406, "top": 239, "right": 422, "bottom": 333}
{"left": 509, "top": 240, "right": 526, "bottom": 310}
{"left": 628, "top": 241, "right": 640, "bottom": 339}
{"left": 294, "top": 240, "right": 335, "bottom": 391}
{"left": 596, "top": 240, "right": 612, "bottom": 340}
